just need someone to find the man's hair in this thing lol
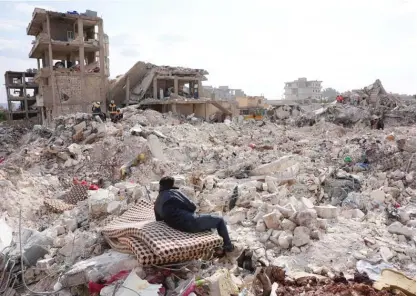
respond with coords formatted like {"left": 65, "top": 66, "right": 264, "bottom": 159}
{"left": 159, "top": 176, "right": 175, "bottom": 190}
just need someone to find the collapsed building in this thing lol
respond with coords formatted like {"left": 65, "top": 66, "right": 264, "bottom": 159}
{"left": 109, "top": 61, "right": 237, "bottom": 121}
{"left": 269, "top": 80, "right": 416, "bottom": 128}
{"left": 27, "top": 8, "right": 109, "bottom": 124}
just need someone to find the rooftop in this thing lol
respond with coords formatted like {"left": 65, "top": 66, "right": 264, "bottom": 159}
{"left": 27, "top": 8, "right": 101, "bottom": 36}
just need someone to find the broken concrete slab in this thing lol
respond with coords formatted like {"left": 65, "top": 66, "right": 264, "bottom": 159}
{"left": 147, "top": 134, "right": 165, "bottom": 161}
{"left": 88, "top": 189, "right": 115, "bottom": 217}
{"left": 387, "top": 221, "right": 414, "bottom": 238}
{"left": 293, "top": 226, "right": 310, "bottom": 247}
{"left": 314, "top": 205, "right": 338, "bottom": 219}
{"left": 59, "top": 250, "right": 140, "bottom": 288}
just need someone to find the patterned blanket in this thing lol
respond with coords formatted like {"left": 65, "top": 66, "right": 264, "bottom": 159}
{"left": 102, "top": 199, "right": 223, "bottom": 266}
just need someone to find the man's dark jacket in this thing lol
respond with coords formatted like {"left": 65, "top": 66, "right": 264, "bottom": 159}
{"left": 154, "top": 189, "right": 197, "bottom": 230}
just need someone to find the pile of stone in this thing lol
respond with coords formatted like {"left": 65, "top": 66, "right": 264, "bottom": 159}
{"left": 0, "top": 104, "right": 415, "bottom": 294}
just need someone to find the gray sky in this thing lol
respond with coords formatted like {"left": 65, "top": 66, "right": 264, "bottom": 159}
{"left": 0, "top": 0, "right": 415, "bottom": 103}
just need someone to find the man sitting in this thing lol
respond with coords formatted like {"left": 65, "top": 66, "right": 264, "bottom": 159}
{"left": 154, "top": 176, "right": 234, "bottom": 255}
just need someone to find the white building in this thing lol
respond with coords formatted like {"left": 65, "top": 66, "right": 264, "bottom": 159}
{"left": 284, "top": 78, "right": 322, "bottom": 100}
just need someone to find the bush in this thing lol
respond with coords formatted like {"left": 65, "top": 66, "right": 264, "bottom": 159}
{"left": 0, "top": 110, "right": 6, "bottom": 121}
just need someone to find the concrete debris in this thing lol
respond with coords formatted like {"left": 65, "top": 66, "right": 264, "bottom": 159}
{"left": 0, "top": 97, "right": 415, "bottom": 295}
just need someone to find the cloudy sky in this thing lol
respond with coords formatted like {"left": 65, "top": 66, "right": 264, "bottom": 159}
{"left": 0, "top": 0, "right": 415, "bottom": 103}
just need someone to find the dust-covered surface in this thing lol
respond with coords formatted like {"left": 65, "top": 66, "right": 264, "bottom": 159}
{"left": 0, "top": 103, "right": 415, "bottom": 295}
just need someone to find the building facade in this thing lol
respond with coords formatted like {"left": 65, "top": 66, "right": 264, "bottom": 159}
{"left": 27, "top": 8, "right": 109, "bottom": 123}
{"left": 4, "top": 70, "right": 39, "bottom": 121}
{"left": 284, "top": 78, "right": 322, "bottom": 101}
{"left": 203, "top": 85, "right": 246, "bottom": 100}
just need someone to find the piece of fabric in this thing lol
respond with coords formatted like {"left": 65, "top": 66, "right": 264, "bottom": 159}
{"left": 101, "top": 198, "right": 222, "bottom": 266}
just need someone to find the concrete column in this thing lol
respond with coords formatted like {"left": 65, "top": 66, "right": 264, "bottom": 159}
{"left": 46, "top": 13, "right": 56, "bottom": 115}
{"left": 78, "top": 18, "right": 85, "bottom": 72}
{"left": 98, "top": 19, "right": 105, "bottom": 106}
{"left": 189, "top": 81, "right": 194, "bottom": 96}
{"left": 37, "top": 59, "right": 40, "bottom": 70}
{"left": 172, "top": 104, "right": 177, "bottom": 114}
{"left": 174, "top": 77, "right": 178, "bottom": 95}
{"left": 153, "top": 78, "right": 158, "bottom": 99}
{"left": 125, "top": 75, "right": 130, "bottom": 106}
{"left": 198, "top": 80, "right": 203, "bottom": 99}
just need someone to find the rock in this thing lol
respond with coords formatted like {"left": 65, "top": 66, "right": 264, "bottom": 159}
{"left": 265, "top": 176, "right": 278, "bottom": 193}
{"left": 226, "top": 208, "right": 247, "bottom": 225}
{"left": 275, "top": 204, "right": 295, "bottom": 218}
{"left": 130, "top": 124, "right": 143, "bottom": 135}
{"left": 370, "top": 189, "right": 385, "bottom": 203}
{"left": 406, "top": 220, "right": 416, "bottom": 228}
{"left": 53, "top": 237, "right": 66, "bottom": 248}
{"left": 59, "top": 232, "right": 98, "bottom": 259}
{"left": 149, "top": 181, "right": 159, "bottom": 191}
{"left": 281, "top": 218, "right": 297, "bottom": 232}
{"left": 387, "top": 221, "right": 414, "bottom": 238}
{"left": 342, "top": 209, "right": 365, "bottom": 219}
{"left": 291, "top": 246, "right": 301, "bottom": 254}
{"left": 293, "top": 226, "right": 311, "bottom": 247}
{"left": 292, "top": 210, "right": 317, "bottom": 227}
{"left": 55, "top": 226, "right": 66, "bottom": 236}
{"left": 250, "top": 155, "right": 298, "bottom": 177}
{"left": 310, "top": 229, "right": 322, "bottom": 240}
{"left": 59, "top": 251, "right": 140, "bottom": 288}
{"left": 269, "top": 230, "right": 282, "bottom": 245}
{"left": 88, "top": 189, "right": 115, "bottom": 217}
{"left": 398, "top": 210, "right": 410, "bottom": 224}
{"left": 23, "top": 231, "right": 53, "bottom": 266}
{"left": 397, "top": 235, "right": 407, "bottom": 243}
{"left": 316, "top": 218, "right": 328, "bottom": 230}
{"left": 278, "top": 232, "right": 293, "bottom": 249}
{"left": 173, "top": 175, "right": 186, "bottom": 187}
{"left": 380, "top": 246, "right": 394, "bottom": 262}
{"left": 314, "top": 205, "right": 338, "bottom": 219}
{"left": 255, "top": 220, "right": 267, "bottom": 232}
{"left": 67, "top": 143, "right": 82, "bottom": 158}
{"left": 147, "top": 134, "right": 165, "bottom": 161}
{"left": 63, "top": 219, "right": 77, "bottom": 232}
{"left": 83, "top": 133, "right": 97, "bottom": 144}
{"left": 263, "top": 211, "right": 282, "bottom": 230}
{"left": 73, "top": 121, "right": 86, "bottom": 134}
{"left": 107, "top": 201, "right": 122, "bottom": 215}
{"left": 300, "top": 197, "right": 315, "bottom": 210}
{"left": 260, "top": 229, "right": 273, "bottom": 243}
{"left": 36, "top": 258, "right": 55, "bottom": 269}
{"left": 207, "top": 269, "right": 239, "bottom": 296}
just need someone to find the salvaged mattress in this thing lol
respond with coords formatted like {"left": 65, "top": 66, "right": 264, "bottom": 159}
{"left": 44, "top": 184, "right": 89, "bottom": 213}
{"left": 102, "top": 199, "right": 223, "bottom": 266}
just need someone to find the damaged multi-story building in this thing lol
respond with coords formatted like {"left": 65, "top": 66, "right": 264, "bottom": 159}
{"left": 27, "top": 8, "right": 109, "bottom": 123}
{"left": 284, "top": 77, "right": 322, "bottom": 101}
{"left": 109, "top": 62, "right": 237, "bottom": 121}
{"left": 4, "top": 69, "right": 40, "bottom": 122}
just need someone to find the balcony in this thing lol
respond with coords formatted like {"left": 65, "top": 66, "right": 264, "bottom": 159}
{"left": 29, "top": 35, "right": 100, "bottom": 59}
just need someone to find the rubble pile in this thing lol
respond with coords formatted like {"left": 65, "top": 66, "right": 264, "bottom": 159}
{"left": 0, "top": 105, "right": 415, "bottom": 295}
{"left": 270, "top": 80, "right": 416, "bottom": 129}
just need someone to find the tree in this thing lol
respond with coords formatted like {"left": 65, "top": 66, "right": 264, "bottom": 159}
{"left": 321, "top": 87, "right": 339, "bottom": 99}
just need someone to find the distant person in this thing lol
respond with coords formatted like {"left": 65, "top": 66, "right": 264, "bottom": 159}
{"left": 111, "top": 108, "right": 123, "bottom": 123}
{"left": 154, "top": 176, "right": 234, "bottom": 256}
{"left": 108, "top": 100, "right": 117, "bottom": 120}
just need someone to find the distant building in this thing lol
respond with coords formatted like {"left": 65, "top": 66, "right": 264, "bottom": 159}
{"left": 203, "top": 85, "right": 246, "bottom": 100}
{"left": 4, "top": 70, "right": 40, "bottom": 122}
{"left": 284, "top": 78, "right": 322, "bottom": 100}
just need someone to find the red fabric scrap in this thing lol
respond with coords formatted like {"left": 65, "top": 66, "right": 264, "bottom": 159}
{"left": 89, "top": 184, "right": 99, "bottom": 190}
{"left": 88, "top": 270, "right": 130, "bottom": 294}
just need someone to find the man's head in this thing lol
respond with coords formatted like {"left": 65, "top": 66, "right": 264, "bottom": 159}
{"left": 159, "top": 176, "right": 177, "bottom": 191}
